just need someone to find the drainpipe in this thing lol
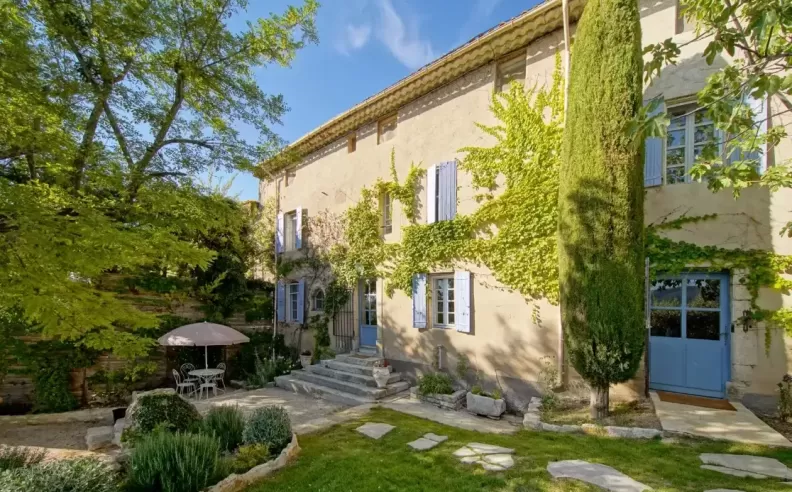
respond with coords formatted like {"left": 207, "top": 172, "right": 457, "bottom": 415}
{"left": 272, "top": 172, "right": 283, "bottom": 361}
{"left": 558, "top": 0, "right": 572, "bottom": 388}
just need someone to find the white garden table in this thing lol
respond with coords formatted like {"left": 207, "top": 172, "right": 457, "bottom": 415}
{"left": 189, "top": 368, "right": 224, "bottom": 399}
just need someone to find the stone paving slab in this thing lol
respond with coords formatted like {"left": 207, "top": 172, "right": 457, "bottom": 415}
{"left": 408, "top": 438, "right": 439, "bottom": 451}
{"left": 468, "top": 442, "right": 514, "bottom": 455}
{"left": 700, "top": 465, "right": 769, "bottom": 479}
{"left": 356, "top": 422, "right": 395, "bottom": 440}
{"left": 700, "top": 453, "right": 792, "bottom": 480}
{"left": 650, "top": 392, "right": 792, "bottom": 448}
{"left": 382, "top": 398, "right": 518, "bottom": 434}
{"left": 547, "top": 460, "right": 652, "bottom": 492}
{"left": 483, "top": 454, "right": 514, "bottom": 468}
{"left": 424, "top": 433, "right": 448, "bottom": 443}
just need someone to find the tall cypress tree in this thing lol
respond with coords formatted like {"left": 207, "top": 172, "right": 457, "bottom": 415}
{"left": 558, "top": 0, "right": 645, "bottom": 418}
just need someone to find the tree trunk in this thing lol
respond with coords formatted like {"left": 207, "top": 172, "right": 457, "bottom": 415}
{"left": 590, "top": 386, "right": 609, "bottom": 420}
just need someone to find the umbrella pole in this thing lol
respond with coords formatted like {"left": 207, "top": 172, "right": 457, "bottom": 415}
{"left": 205, "top": 346, "right": 208, "bottom": 369}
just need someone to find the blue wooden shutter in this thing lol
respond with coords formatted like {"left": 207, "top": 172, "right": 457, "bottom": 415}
{"left": 276, "top": 281, "right": 285, "bottom": 321}
{"left": 297, "top": 279, "right": 305, "bottom": 324}
{"left": 748, "top": 95, "right": 769, "bottom": 173}
{"left": 644, "top": 99, "right": 665, "bottom": 187}
{"left": 295, "top": 207, "right": 303, "bottom": 249}
{"left": 426, "top": 165, "right": 437, "bottom": 224}
{"left": 447, "top": 161, "right": 457, "bottom": 219}
{"left": 276, "top": 213, "right": 284, "bottom": 253}
{"left": 412, "top": 274, "right": 427, "bottom": 328}
{"left": 454, "top": 270, "right": 471, "bottom": 333}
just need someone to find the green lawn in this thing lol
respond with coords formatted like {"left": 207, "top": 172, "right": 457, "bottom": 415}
{"left": 248, "top": 408, "right": 792, "bottom": 491}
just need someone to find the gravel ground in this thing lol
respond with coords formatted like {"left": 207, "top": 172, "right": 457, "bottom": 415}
{"left": 0, "top": 422, "right": 95, "bottom": 450}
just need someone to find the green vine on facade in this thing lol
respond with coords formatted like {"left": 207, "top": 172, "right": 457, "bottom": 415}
{"left": 322, "top": 53, "right": 792, "bottom": 355}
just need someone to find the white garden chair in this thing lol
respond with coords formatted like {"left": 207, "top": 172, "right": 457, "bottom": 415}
{"left": 214, "top": 362, "right": 226, "bottom": 392}
{"left": 172, "top": 369, "right": 195, "bottom": 397}
{"left": 180, "top": 363, "right": 199, "bottom": 386}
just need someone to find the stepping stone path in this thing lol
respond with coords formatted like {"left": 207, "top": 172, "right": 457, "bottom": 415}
{"left": 452, "top": 442, "right": 515, "bottom": 471}
{"left": 356, "top": 422, "right": 395, "bottom": 440}
{"left": 699, "top": 453, "right": 792, "bottom": 480}
{"left": 547, "top": 460, "right": 652, "bottom": 492}
{"left": 407, "top": 433, "right": 448, "bottom": 451}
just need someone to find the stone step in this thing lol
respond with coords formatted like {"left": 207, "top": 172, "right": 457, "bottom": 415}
{"left": 322, "top": 359, "right": 377, "bottom": 376}
{"left": 289, "top": 370, "right": 408, "bottom": 399}
{"left": 274, "top": 375, "right": 372, "bottom": 406}
{"left": 335, "top": 354, "right": 383, "bottom": 367}
{"left": 307, "top": 364, "right": 402, "bottom": 387}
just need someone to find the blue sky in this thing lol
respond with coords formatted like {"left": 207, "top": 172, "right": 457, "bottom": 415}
{"left": 221, "top": 0, "right": 539, "bottom": 200}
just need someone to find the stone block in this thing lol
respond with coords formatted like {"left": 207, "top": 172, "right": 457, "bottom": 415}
{"left": 356, "top": 422, "right": 395, "bottom": 440}
{"left": 541, "top": 423, "right": 583, "bottom": 434}
{"left": 522, "top": 412, "right": 541, "bottom": 430}
{"left": 408, "top": 438, "right": 439, "bottom": 451}
{"left": 605, "top": 426, "right": 662, "bottom": 439}
{"left": 86, "top": 426, "right": 115, "bottom": 451}
{"left": 112, "top": 418, "right": 127, "bottom": 446}
{"left": 466, "top": 392, "right": 506, "bottom": 419}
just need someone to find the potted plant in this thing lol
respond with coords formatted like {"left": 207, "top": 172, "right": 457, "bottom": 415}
{"left": 466, "top": 385, "right": 506, "bottom": 419}
{"left": 372, "top": 360, "right": 391, "bottom": 388}
{"left": 300, "top": 350, "right": 312, "bottom": 368}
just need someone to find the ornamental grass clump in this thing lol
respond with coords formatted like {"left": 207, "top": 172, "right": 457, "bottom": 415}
{"left": 199, "top": 405, "right": 245, "bottom": 452}
{"left": 126, "top": 431, "right": 226, "bottom": 492}
{"left": 0, "top": 445, "right": 45, "bottom": 471}
{"left": 242, "top": 406, "right": 292, "bottom": 455}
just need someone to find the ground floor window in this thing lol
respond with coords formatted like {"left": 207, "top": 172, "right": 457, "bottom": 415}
{"left": 288, "top": 282, "right": 299, "bottom": 322}
{"left": 433, "top": 275, "right": 455, "bottom": 328}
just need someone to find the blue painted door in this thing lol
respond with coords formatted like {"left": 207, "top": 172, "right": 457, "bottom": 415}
{"left": 649, "top": 273, "right": 730, "bottom": 398}
{"left": 359, "top": 279, "right": 378, "bottom": 348}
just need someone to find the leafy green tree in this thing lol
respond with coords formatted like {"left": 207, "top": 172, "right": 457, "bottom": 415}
{"left": 558, "top": 0, "right": 645, "bottom": 418}
{"left": 0, "top": 0, "right": 318, "bottom": 358}
{"left": 644, "top": 0, "right": 791, "bottom": 212}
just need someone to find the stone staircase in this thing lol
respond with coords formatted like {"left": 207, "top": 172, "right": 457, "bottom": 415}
{"left": 275, "top": 353, "right": 409, "bottom": 406}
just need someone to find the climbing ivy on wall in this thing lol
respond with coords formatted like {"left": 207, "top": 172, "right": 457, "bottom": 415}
{"left": 374, "top": 149, "right": 426, "bottom": 224}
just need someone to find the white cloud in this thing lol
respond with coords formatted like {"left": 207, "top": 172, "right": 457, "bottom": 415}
{"left": 337, "top": 23, "right": 372, "bottom": 55}
{"left": 376, "top": 0, "right": 436, "bottom": 70}
{"left": 456, "top": 0, "right": 502, "bottom": 46}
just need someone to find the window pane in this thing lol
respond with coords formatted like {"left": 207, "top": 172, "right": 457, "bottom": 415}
{"left": 666, "top": 166, "right": 685, "bottom": 184}
{"left": 437, "top": 312, "right": 443, "bottom": 325}
{"left": 694, "top": 125, "right": 714, "bottom": 144}
{"left": 448, "top": 313, "right": 455, "bottom": 325}
{"left": 448, "top": 302, "right": 454, "bottom": 316}
{"left": 686, "top": 279, "right": 720, "bottom": 308}
{"left": 669, "top": 114, "right": 686, "bottom": 129}
{"left": 694, "top": 110, "right": 712, "bottom": 125}
{"left": 369, "top": 310, "right": 377, "bottom": 326}
{"left": 667, "top": 129, "right": 685, "bottom": 148}
{"left": 687, "top": 311, "right": 720, "bottom": 340}
{"left": 651, "top": 279, "right": 682, "bottom": 307}
{"left": 437, "top": 301, "right": 444, "bottom": 315}
{"left": 436, "top": 280, "right": 444, "bottom": 301}
{"left": 650, "top": 310, "right": 681, "bottom": 337}
{"left": 666, "top": 148, "right": 685, "bottom": 166}
{"left": 448, "top": 288, "right": 454, "bottom": 302}
{"left": 448, "top": 278, "right": 454, "bottom": 289}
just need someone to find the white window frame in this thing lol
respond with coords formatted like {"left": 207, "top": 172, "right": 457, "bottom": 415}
{"left": 283, "top": 210, "right": 297, "bottom": 251}
{"left": 382, "top": 192, "right": 393, "bottom": 235}
{"left": 288, "top": 282, "right": 299, "bottom": 322}
{"left": 312, "top": 288, "right": 325, "bottom": 312}
{"left": 432, "top": 274, "right": 455, "bottom": 329}
{"left": 664, "top": 102, "right": 722, "bottom": 185}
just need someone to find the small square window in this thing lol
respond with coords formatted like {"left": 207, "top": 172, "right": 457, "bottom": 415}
{"left": 675, "top": 0, "right": 693, "bottom": 34}
{"left": 433, "top": 275, "right": 455, "bottom": 328}
{"left": 285, "top": 169, "right": 296, "bottom": 187}
{"left": 378, "top": 115, "right": 397, "bottom": 145}
{"left": 381, "top": 192, "right": 393, "bottom": 235}
{"left": 312, "top": 289, "right": 325, "bottom": 311}
{"left": 347, "top": 133, "right": 357, "bottom": 153}
{"left": 496, "top": 54, "right": 526, "bottom": 92}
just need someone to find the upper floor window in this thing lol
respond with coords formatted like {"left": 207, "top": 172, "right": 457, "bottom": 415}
{"left": 284, "top": 210, "right": 298, "bottom": 251}
{"left": 285, "top": 169, "right": 296, "bottom": 187}
{"left": 347, "top": 133, "right": 357, "bottom": 153}
{"left": 665, "top": 104, "right": 719, "bottom": 184}
{"left": 381, "top": 192, "right": 393, "bottom": 235}
{"left": 312, "top": 288, "right": 325, "bottom": 311}
{"left": 675, "top": 0, "right": 693, "bottom": 34}
{"left": 496, "top": 53, "right": 526, "bottom": 92}
{"left": 378, "top": 115, "right": 397, "bottom": 144}
{"left": 433, "top": 275, "right": 455, "bottom": 328}
{"left": 427, "top": 161, "right": 457, "bottom": 223}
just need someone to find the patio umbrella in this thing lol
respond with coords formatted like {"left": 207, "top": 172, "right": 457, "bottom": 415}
{"left": 157, "top": 321, "right": 250, "bottom": 368}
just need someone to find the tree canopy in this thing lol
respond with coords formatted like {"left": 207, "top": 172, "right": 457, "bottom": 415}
{"left": 0, "top": 0, "right": 318, "bottom": 357}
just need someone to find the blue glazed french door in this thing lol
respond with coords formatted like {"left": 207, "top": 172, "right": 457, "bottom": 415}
{"left": 359, "top": 279, "right": 378, "bottom": 348}
{"left": 649, "top": 273, "right": 730, "bottom": 398}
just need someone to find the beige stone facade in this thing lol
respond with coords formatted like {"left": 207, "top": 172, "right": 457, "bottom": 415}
{"left": 260, "top": 0, "right": 792, "bottom": 400}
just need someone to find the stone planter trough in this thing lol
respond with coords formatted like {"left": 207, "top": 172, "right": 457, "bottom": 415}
{"left": 466, "top": 392, "right": 506, "bottom": 419}
{"left": 410, "top": 386, "right": 466, "bottom": 410}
